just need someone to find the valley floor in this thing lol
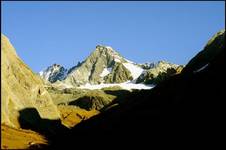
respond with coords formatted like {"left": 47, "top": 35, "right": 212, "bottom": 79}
{"left": 58, "top": 105, "right": 99, "bottom": 128}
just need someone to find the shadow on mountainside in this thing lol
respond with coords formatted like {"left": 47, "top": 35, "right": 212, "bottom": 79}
{"left": 103, "top": 89, "right": 131, "bottom": 103}
{"left": 68, "top": 96, "right": 109, "bottom": 111}
{"left": 68, "top": 96, "right": 97, "bottom": 110}
{"left": 18, "top": 108, "right": 69, "bottom": 148}
{"left": 99, "top": 89, "right": 132, "bottom": 109}
{"left": 67, "top": 89, "right": 131, "bottom": 111}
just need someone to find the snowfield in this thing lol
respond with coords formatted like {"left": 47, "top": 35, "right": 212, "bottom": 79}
{"left": 52, "top": 81, "right": 74, "bottom": 90}
{"left": 78, "top": 82, "right": 154, "bottom": 90}
{"left": 123, "top": 63, "right": 144, "bottom": 80}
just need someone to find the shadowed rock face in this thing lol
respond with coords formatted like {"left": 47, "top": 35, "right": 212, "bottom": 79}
{"left": 1, "top": 34, "right": 60, "bottom": 128}
{"left": 39, "top": 64, "right": 67, "bottom": 83}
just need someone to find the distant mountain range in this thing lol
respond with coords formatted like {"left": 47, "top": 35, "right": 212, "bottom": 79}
{"left": 39, "top": 45, "right": 183, "bottom": 88}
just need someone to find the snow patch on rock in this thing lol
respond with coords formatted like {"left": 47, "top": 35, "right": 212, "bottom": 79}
{"left": 100, "top": 67, "right": 112, "bottom": 77}
{"left": 123, "top": 63, "right": 144, "bottom": 80}
{"left": 125, "top": 58, "right": 134, "bottom": 64}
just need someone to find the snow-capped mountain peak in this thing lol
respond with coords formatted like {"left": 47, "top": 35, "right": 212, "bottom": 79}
{"left": 39, "top": 64, "right": 67, "bottom": 83}
{"left": 62, "top": 45, "right": 143, "bottom": 85}
{"left": 123, "top": 63, "right": 144, "bottom": 80}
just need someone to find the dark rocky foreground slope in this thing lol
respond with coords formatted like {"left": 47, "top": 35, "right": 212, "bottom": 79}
{"left": 43, "top": 30, "right": 225, "bottom": 148}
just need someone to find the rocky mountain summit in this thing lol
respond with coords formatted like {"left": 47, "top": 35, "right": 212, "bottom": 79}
{"left": 63, "top": 45, "right": 140, "bottom": 85}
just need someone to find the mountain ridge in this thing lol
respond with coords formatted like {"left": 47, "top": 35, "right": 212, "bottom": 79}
{"left": 39, "top": 45, "right": 182, "bottom": 88}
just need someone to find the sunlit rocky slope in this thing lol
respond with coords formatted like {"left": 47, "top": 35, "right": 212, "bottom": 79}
{"left": 1, "top": 34, "right": 60, "bottom": 128}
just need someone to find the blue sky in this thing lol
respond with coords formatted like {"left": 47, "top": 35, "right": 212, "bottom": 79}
{"left": 2, "top": 1, "right": 225, "bottom": 72}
